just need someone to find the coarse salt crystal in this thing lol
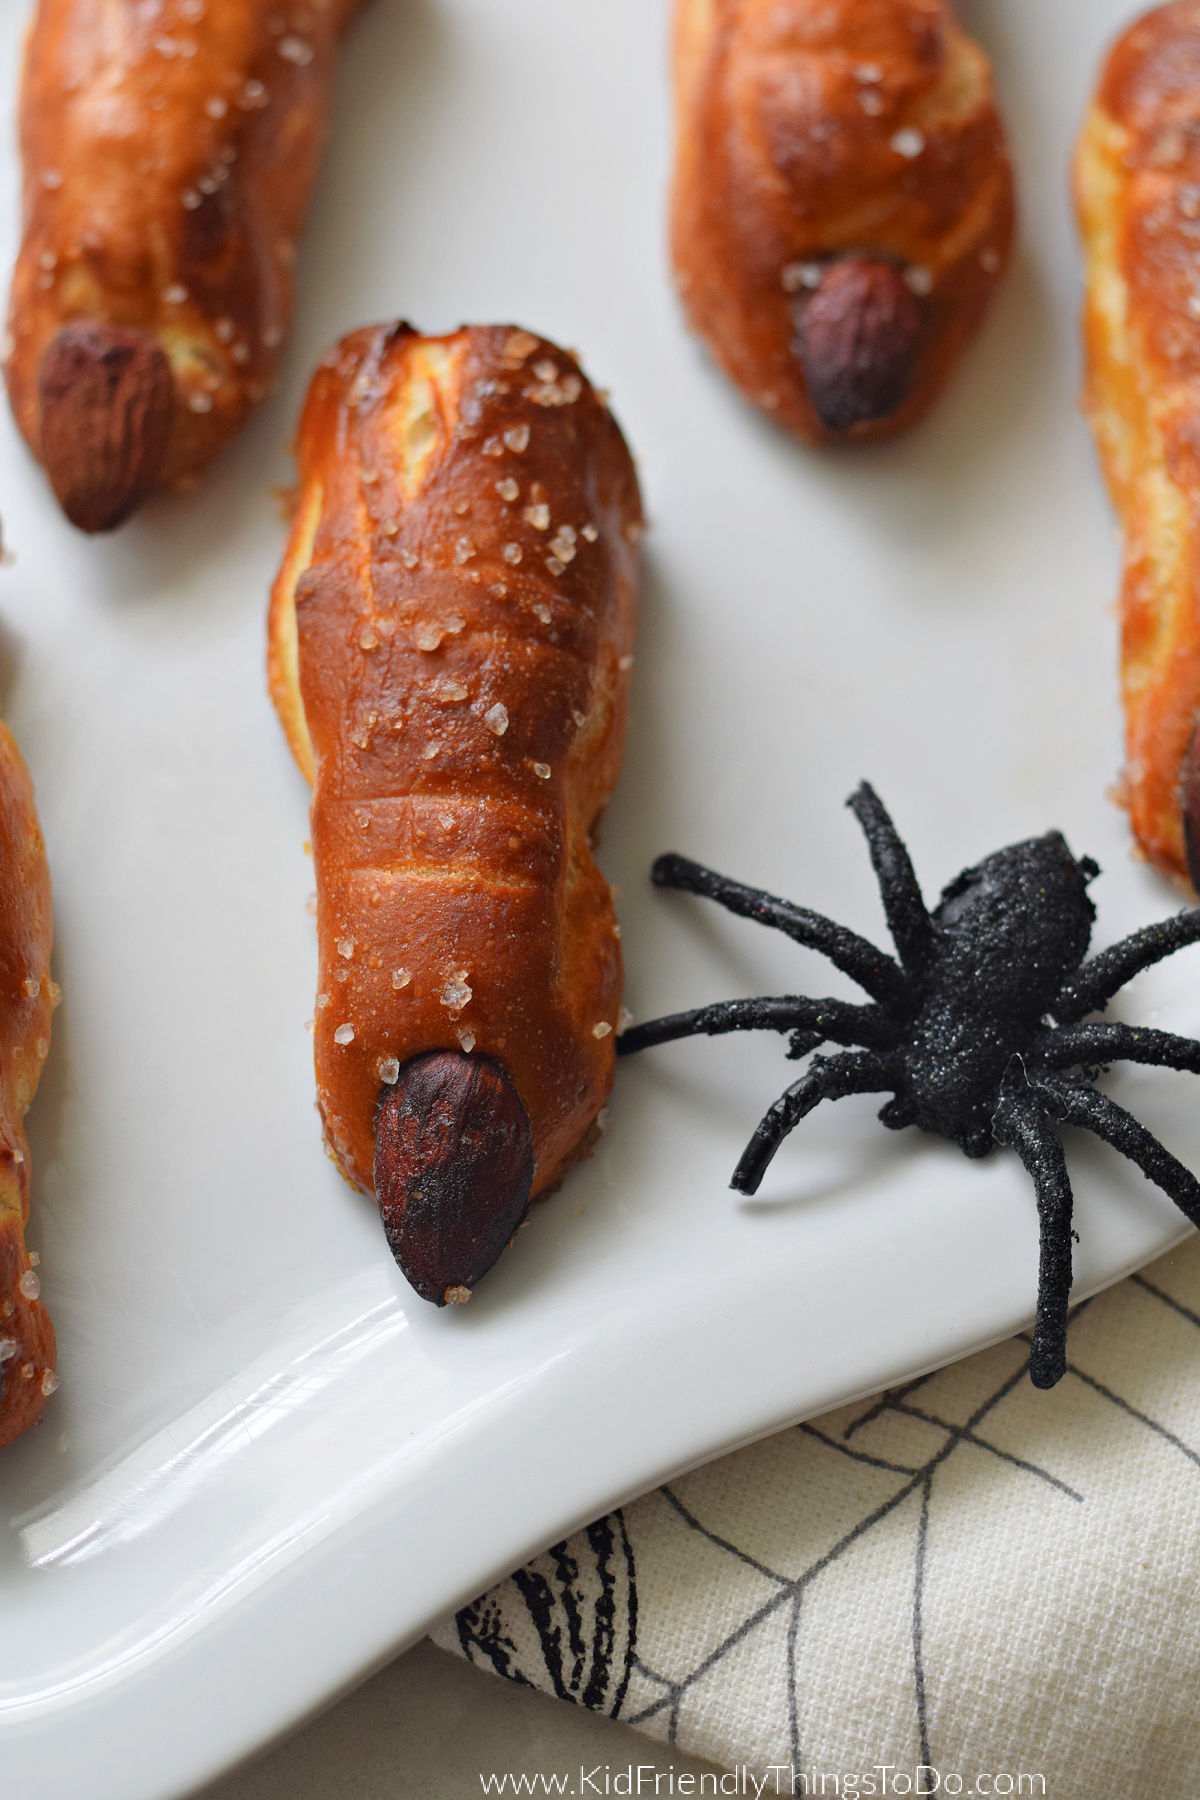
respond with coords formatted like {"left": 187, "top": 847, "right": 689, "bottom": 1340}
{"left": 532, "top": 602, "right": 552, "bottom": 624}
{"left": 188, "top": 393, "right": 214, "bottom": 413}
{"left": 391, "top": 970, "right": 412, "bottom": 993}
{"left": 457, "top": 1030, "right": 477, "bottom": 1053}
{"left": 618, "top": 653, "right": 634, "bottom": 671}
{"left": 277, "top": 34, "right": 313, "bottom": 64}
{"left": 205, "top": 95, "right": 228, "bottom": 118}
{"left": 415, "top": 625, "right": 443, "bottom": 651}
{"left": 41, "top": 170, "right": 62, "bottom": 190}
{"left": 782, "top": 261, "right": 824, "bottom": 293}
{"left": 532, "top": 359, "right": 558, "bottom": 381}
{"left": 422, "top": 741, "right": 441, "bottom": 760}
{"left": 505, "top": 329, "right": 540, "bottom": 362}
{"left": 22, "top": 979, "right": 39, "bottom": 998}
{"left": 444, "top": 615, "right": 466, "bottom": 635}
{"left": 316, "top": 992, "right": 331, "bottom": 1009}
{"left": 164, "top": 283, "right": 188, "bottom": 304}
{"left": 904, "top": 265, "right": 934, "bottom": 296}
{"left": 891, "top": 127, "right": 925, "bottom": 158}
{"left": 592, "top": 1021, "right": 612, "bottom": 1039}
{"left": 484, "top": 703, "right": 509, "bottom": 736}
{"left": 337, "top": 937, "right": 355, "bottom": 959}
{"left": 41, "top": 1369, "right": 58, "bottom": 1397}
{"left": 334, "top": 1024, "right": 355, "bottom": 1046}
{"left": 378, "top": 1056, "right": 401, "bottom": 1084}
{"left": 545, "top": 556, "right": 565, "bottom": 576}
{"left": 495, "top": 478, "right": 520, "bottom": 502}
{"left": 549, "top": 533, "right": 577, "bottom": 563}
{"left": 503, "top": 424, "right": 531, "bottom": 453}
{"left": 441, "top": 974, "right": 473, "bottom": 1011}
{"left": 524, "top": 503, "right": 550, "bottom": 530}
{"left": 0, "top": 1338, "right": 16, "bottom": 1364}
{"left": 581, "top": 523, "right": 598, "bottom": 542}
{"left": 482, "top": 435, "right": 504, "bottom": 457}
{"left": 19, "top": 1270, "right": 40, "bottom": 1300}
{"left": 240, "top": 78, "right": 268, "bottom": 108}
{"left": 618, "top": 1006, "right": 635, "bottom": 1034}
{"left": 502, "top": 542, "right": 523, "bottom": 565}
{"left": 533, "top": 762, "right": 551, "bottom": 780}
{"left": 439, "top": 812, "right": 455, "bottom": 829}
{"left": 454, "top": 536, "right": 476, "bottom": 563}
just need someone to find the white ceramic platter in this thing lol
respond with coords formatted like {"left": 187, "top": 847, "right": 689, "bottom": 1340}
{"left": 0, "top": 1, "right": 1190, "bottom": 1794}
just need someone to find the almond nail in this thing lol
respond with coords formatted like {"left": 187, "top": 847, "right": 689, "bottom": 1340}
{"left": 373, "top": 1050, "right": 534, "bottom": 1305}
{"left": 38, "top": 321, "right": 173, "bottom": 532}
{"left": 796, "top": 258, "right": 923, "bottom": 433}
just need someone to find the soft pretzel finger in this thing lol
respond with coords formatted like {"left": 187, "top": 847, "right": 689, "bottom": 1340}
{"left": 5, "top": 0, "right": 364, "bottom": 532}
{"left": 671, "top": 0, "right": 1014, "bottom": 441}
{"left": 269, "top": 323, "right": 642, "bottom": 1302}
{"left": 1076, "top": 0, "right": 1200, "bottom": 887}
{"left": 0, "top": 722, "right": 56, "bottom": 1448}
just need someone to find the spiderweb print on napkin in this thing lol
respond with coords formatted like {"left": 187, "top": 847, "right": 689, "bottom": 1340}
{"left": 433, "top": 1236, "right": 1200, "bottom": 1798}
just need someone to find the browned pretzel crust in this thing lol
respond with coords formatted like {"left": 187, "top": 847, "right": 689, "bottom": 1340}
{"left": 1077, "top": 1, "right": 1200, "bottom": 888}
{"left": 0, "top": 723, "right": 56, "bottom": 1449}
{"left": 268, "top": 324, "right": 642, "bottom": 1300}
{"left": 671, "top": 0, "right": 1014, "bottom": 441}
{"left": 5, "top": 0, "right": 363, "bottom": 532}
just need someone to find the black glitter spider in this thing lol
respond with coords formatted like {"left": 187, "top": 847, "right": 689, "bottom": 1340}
{"left": 618, "top": 784, "right": 1200, "bottom": 1388}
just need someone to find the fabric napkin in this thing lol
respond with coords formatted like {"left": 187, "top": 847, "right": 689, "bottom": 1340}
{"left": 432, "top": 1235, "right": 1200, "bottom": 1798}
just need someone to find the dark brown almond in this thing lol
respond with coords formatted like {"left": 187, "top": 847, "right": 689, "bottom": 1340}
{"left": 373, "top": 1050, "right": 534, "bottom": 1305}
{"left": 38, "top": 322, "right": 173, "bottom": 532}
{"left": 1184, "top": 722, "right": 1200, "bottom": 893}
{"left": 795, "top": 258, "right": 923, "bottom": 434}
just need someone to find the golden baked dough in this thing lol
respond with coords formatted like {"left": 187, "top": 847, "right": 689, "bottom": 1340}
{"left": 5, "top": 0, "right": 363, "bottom": 532}
{"left": 671, "top": 0, "right": 1014, "bottom": 440}
{"left": 0, "top": 722, "right": 56, "bottom": 1449}
{"left": 268, "top": 323, "right": 642, "bottom": 1300}
{"left": 1077, "top": 0, "right": 1200, "bottom": 886}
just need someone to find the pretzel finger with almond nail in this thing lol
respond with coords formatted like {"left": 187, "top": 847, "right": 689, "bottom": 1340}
{"left": 671, "top": 0, "right": 1014, "bottom": 442}
{"left": 5, "top": 0, "right": 364, "bottom": 532}
{"left": 268, "top": 323, "right": 642, "bottom": 1303}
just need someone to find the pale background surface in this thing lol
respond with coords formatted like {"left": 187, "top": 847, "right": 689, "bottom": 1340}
{"left": 195, "top": 1642, "right": 718, "bottom": 1800}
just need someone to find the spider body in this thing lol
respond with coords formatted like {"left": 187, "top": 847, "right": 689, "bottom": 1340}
{"left": 896, "top": 834, "right": 1098, "bottom": 1156}
{"left": 619, "top": 786, "right": 1200, "bottom": 1387}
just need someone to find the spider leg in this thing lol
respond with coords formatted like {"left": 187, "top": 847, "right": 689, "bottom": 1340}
{"left": 617, "top": 995, "right": 896, "bottom": 1057}
{"left": 992, "top": 1083, "right": 1075, "bottom": 1390}
{"left": 1053, "top": 910, "right": 1200, "bottom": 1023}
{"left": 847, "top": 783, "right": 933, "bottom": 977}
{"left": 649, "top": 854, "right": 908, "bottom": 1009}
{"left": 1032, "top": 1071, "right": 1200, "bottom": 1229}
{"left": 731, "top": 1051, "right": 903, "bottom": 1196}
{"left": 1036, "top": 1021, "right": 1200, "bottom": 1077}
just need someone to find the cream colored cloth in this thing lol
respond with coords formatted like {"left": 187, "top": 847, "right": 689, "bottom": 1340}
{"left": 433, "top": 1238, "right": 1200, "bottom": 1796}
